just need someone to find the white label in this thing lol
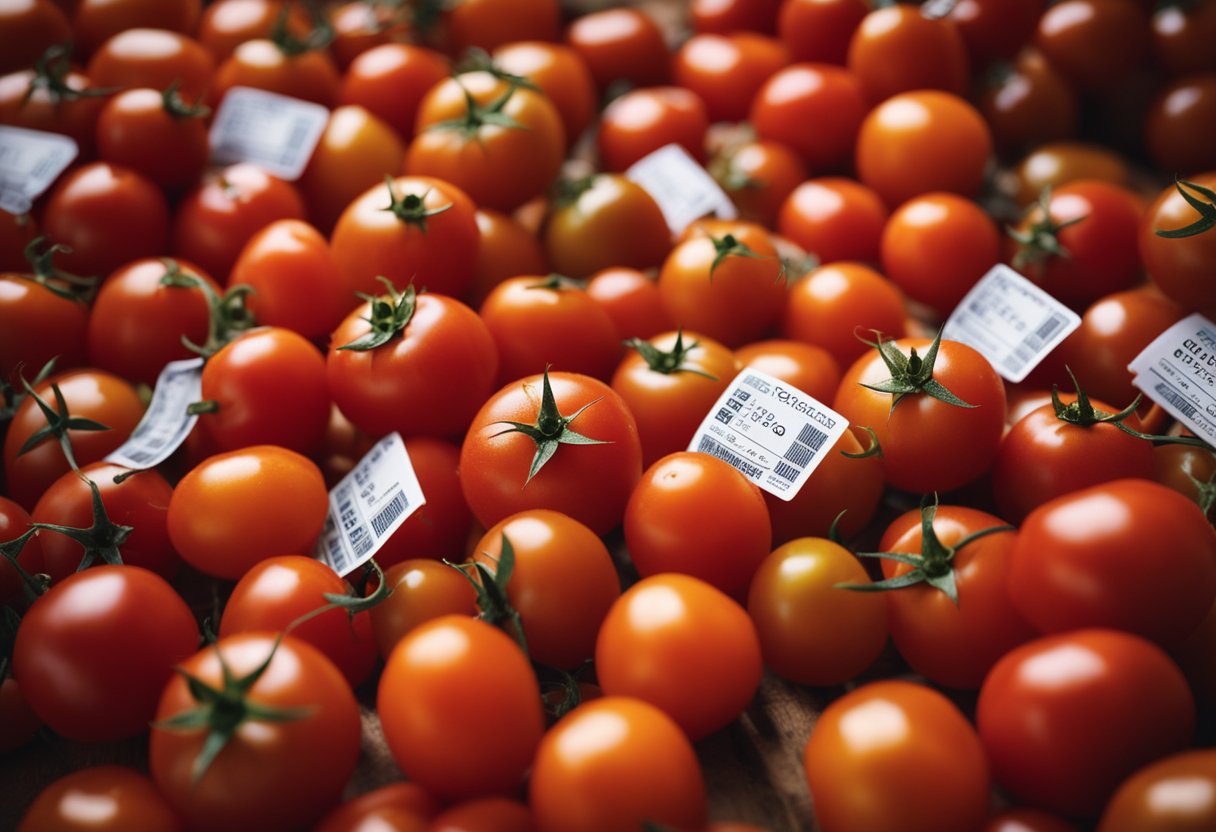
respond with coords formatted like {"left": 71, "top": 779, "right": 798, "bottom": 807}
{"left": 625, "top": 143, "right": 737, "bottom": 234}
{"left": 942, "top": 264, "right": 1081, "bottom": 383}
{"left": 687, "top": 369, "right": 849, "bottom": 501}
{"left": 106, "top": 358, "right": 204, "bottom": 469}
{"left": 0, "top": 126, "right": 78, "bottom": 214}
{"left": 314, "top": 432, "right": 426, "bottom": 576}
{"left": 1128, "top": 313, "right": 1216, "bottom": 446}
{"left": 208, "top": 87, "right": 328, "bottom": 180}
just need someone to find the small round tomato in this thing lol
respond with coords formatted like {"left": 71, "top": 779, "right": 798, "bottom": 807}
{"left": 1013, "top": 141, "right": 1130, "bottom": 208}
{"left": 338, "top": 42, "right": 449, "bottom": 143}
{"left": 674, "top": 32, "right": 788, "bottom": 123}
{"left": 1099, "top": 749, "right": 1216, "bottom": 832}
{"left": 978, "top": 48, "right": 1078, "bottom": 155}
{"left": 18, "top": 766, "right": 183, "bottom": 832}
{"left": 85, "top": 28, "right": 214, "bottom": 100}
{"left": 314, "top": 782, "right": 440, "bottom": 832}
{"left": 711, "top": 139, "right": 807, "bottom": 228}
{"left": 804, "top": 680, "right": 991, "bottom": 832}
{"left": 430, "top": 799, "right": 535, "bottom": 832}
{"left": 1147, "top": 74, "right": 1216, "bottom": 183}
{"left": 847, "top": 4, "right": 969, "bottom": 103}
{"left": 0, "top": 246, "right": 90, "bottom": 389}
{"left": 167, "top": 445, "right": 329, "bottom": 580}
{"left": 1152, "top": 0, "right": 1216, "bottom": 77}
{"left": 598, "top": 86, "right": 710, "bottom": 171}
{"left": 95, "top": 86, "right": 211, "bottom": 189}
{"left": 0, "top": 0, "right": 70, "bottom": 75}
{"left": 777, "top": 177, "right": 888, "bottom": 266}
{"left": 0, "top": 49, "right": 106, "bottom": 155}
{"left": 1140, "top": 173, "right": 1216, "bottom": 317}
{"left": 1154, "top": 444, "right": 1216, "bottom": 522}
{"left": 71, "top": 0, "right": 201, "bottom": 57}
{"left": 747, "top": 537, "right": 887, "bottom": 686}
{"left": 947, "top": 0, "right": 1045, "bottom": 64}
{"left": 14, "top": 564, "right": 198, "bottom": 741}
{"left": 0, "top": 496, "right": 43, "bottom": 606}
{"left": 736, "top": 339, "right": 840, "bottom": 405}
{"left": 212, "top": 34, "right": 340, "bottom": 108}
{"left": 378, "top": 615, "right": 544, "bottom": 801}
{"left": 492, "top": 40, "right": 598, "bottom": 144}
{"left": 1034, "top": 0, "right": 1148, "bottom": 91}
{"left": 466, "top": 208, "right": 549, "bottom": 309}
{"left": 750, "top": 63, "right": 867, "bottom": 170}
{"left": 778, "top": 0, "right": 868, "bottom": 65}
{"left": 443, "top": 0, "right": 559, "bottom": 53}
{"left": 530, "top": 697, "right": 707, "bottom": 831}
{"left": 585, "top": 267, "right": 673, "bottom": 341}
{"left": 564, "top": 7, "right": 670, "bottom": 93}
{"left": 978, "top": 629, "right": 1195, "bottom": 818}
{"left": 372, "top": 437, "right": 473, "bottom": 568}
{"left": 196, "top": 0, "right": 312, "bottom": 62}
{"left": 369, "top": 559, "right": 478, "bottom": 658}
{"left": 692, "top": 0, "right": 782, "bottom": 34}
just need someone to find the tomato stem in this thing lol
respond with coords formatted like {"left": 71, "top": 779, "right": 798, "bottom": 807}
{"left": 22, "top": 237, "right": 97, "bottom": 303}
{"left": 338, "top": 278, "right": 418, "bottom": 351}
{"left": 1008, "top": 186, "right": 1088, "bottom": 274}
{"left": 161, "top": 80, "right": 210, "bottom": 121}
{"left": 625, "top": 329, "right": 718, "bottom": 380}
{"left": 29, "top": 475, "right": 133, "bottom": 571}
{"left": 1155, "top": 178, "right": 1216, "bottom": 238}
{"left": 446, "top": 534, "right": 530, "bottom": 657}
{"left": 858, "top": 328, "right": 976, "bottom": 413}
{"left": 16, "top": 377, "right": 110, "bottom": 471}
{"left": 381, "top": 177, "right": 452, "bottom": 231}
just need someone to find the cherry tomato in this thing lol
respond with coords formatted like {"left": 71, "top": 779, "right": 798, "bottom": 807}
{"left": 1146, "top": 74, "right": 1216, "bottom": 179}
{"left": 71, "top": 0, "right": 201, "bottom": 57}
{"left": 371, "top": 437, "right": 473, "bottom": 568}
{"left": 736, "top": 339, "right": 840, "bottom": 405}
{"left": 750, "top": 63, "right": 867, "bottom": 170}
{"left": 777, "top": 0, "right": 867, "bottom": 65}
{"left": 1099, "top": 749, "right": 1216, "bottom": 832}
{"left": 18, "top": 766, "right": 183, "bottom": 832}
{"left": 712, "top": 139, "right": 807, "bottom": 228}
{"left": 466, "top": 208, "right": 549, "bottom": 309}
{"left": 326, "top": 1, "right": 411, "bottom": 71}
{"left": 777, "top": 177, "right": 888, "bottom": 266}
{"left": 1012, "top": 141, "right": 1130, "bottom": 208}
{"left": 492, "top": 40, "right": 598, "bottom": 144}
{"left": 692, "top": 0, "right": 782, "bottom": 34}
{"left": 338, "top": 42, "right": 449, "bottom": 143}
{"left": 85, "top": 28, "right": 215, "bottom": 101}
{"left": 564, "top": 7, "right": 670, "bottom": 93}
{"left": 674, "top": 32, "right": 789, "bottom": 124}
{"left": 369, "top": 558, "right": 478, "bottom": 659}
{"left": 314, "top": 782, "right": 439, "bottom": 832}
{"left": 0, "top": 250, "right": 90, "bottom": 389}
{"left": 847, "top": 4, "right": 969, "bottom": 103}
{"left": 584, "top": 267, "right": 671, "bottom": 341}
{"left": 1154, "top": 444, "right": 1216, "bottom": 522}
{"left": 95, "top": 87, "right": 210, "bottom": 190}
{"left": 196, "top": 0, "right": 311, "bottom": 63}
{"left": 1034, "top": 0, "right": 1148, "bottom": 91}
{"left": 1140, "top": 172, "right": 1216, "bottom": 318}
{"left": 0, "top": 50, "right": 106, "bottom": 155}
{"left": 443, "top": 0, "right": 559, "bottom": 54}
{"left": 978, "top": 49, "right": 1078, "bottom": 156}
{"left": 985, "top": 809, "right": 1078, "bottom": 832}
{"left": 598, "top": 85, "right": 710, "bottom": 172}
{"left": 430, "top": 798, "right": 536, "bottom": 832}
{"left": 947, "top": 0, "right": 1045, "bottom": 64}
{"left": 0, "top": 0, "right": 70, "bottom": 75}
{"left": 212, "top": 34, "right": 340, "bottom": 108}
{"left": 1152, "top": 0, "right": 1216, "bottom": 77}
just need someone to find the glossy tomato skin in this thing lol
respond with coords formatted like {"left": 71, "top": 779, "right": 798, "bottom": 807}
{"left": 443, "top": 0, "right": 559, "bottom": 54}
{"left": 978, "top": 49, "right": 1078, "bottom": 156}
{"left": 377, "top": 615, "right": 544, "bottom": 801}
{"left": 947, "top": 0, "right": 1044, "bottom": 64}
{"left": 1152, "top": 1, "right": 1216, "bottom": 77}
{"left": 778, "top": 0, "right": 868, "bottom": 65}
{"left": 1034, "top": 0, "right": 1148, "bottom": 91}
{"left": 212, "top": 37, "right": 340, "bottom": 108}
{"left": 529, "top": 697, "right": 707, "bottom": 832}
{"left": 1146, "top": 75, "right": 1216, "bottom": 184}
{"left": 1154, "top": 444, "right": 1216, "bottom": 523}
{"left": 150, "top": 632, "right": 361, "bottom": 832}
{"left": 977, "top": 629, "right": 1195, "bottom": 818}
{"left": 85, "top": 28, "right": 214, "bottom": 101}
{"left": 750, "top": 63, "right": 867, "bottom": 170}
{"left": 1009, "top": 479, "right": 1216, "bottom": 646}
{"left": 1140, "top": 172, "right": 1216, "bottom": 318}
{"left": 777, "top": 178, "right": 888, "bottom": 267}
{"left": 460, "top": 372, "right": 642, "bottom": 536}
{"left": 0, "top": 0, "right": 70, "bottom": 75}
{"left": 674, "top": 32, "right": 788, "bottom": 124}
{"left": 466, "top": 208, "right": 549, "bottom": 309}
{"left": 13, "top": 565, "right": 198, "bottom": 741}
{"left": 585, "top": 267, "right": 672, "bottom": 342}
{"left": 430, "top": 799, "right": 535, "bottom": 832}
{"left": 314, "top": 782, "right": 440, "bottom": 832}
{"left": 71, "top": 0, "right": 201, "bottom": 57}
{"left": 339, "top": 43, "right": 449, "bottom": 143}
{"left": 564, "top": 7, "right": 670, "bottom": 93}
{"left": 95, "top": 87, "right": 210, "bottom": 189}
{"left": 369, "top": 559, "right": 478, "bottom": 659}
{"left": 493, "top": 40, "right": 598, "bottom": 144}
{"left": 1012, "top": 141, "right": 1130, "bottom": 208}
{"left": 598, "top": 86, "right": 710, "bottom": 172}
{"left": 167, "top": 445, "right": 329, "bottom": 580}
{"left": 1098, "top": 749, "right": 1216, "bottom": 832}
{"left": 196, "top": 0, "right": 312, "bottom": 62}
{"left": 543, "top": 174, "right": 671, "bottom": 280}
{"left": 328, "top": 291, "right": 496, "bottom": 439}
{"left": 0, "top": 270, "right": 89, "bottom": 389}
{"left": 985, "top": 809, "right": 1078, "bottom": 832}
{"left": 0, "top": 64, "right": 105, "bottom": 156}
{"left": 713, "top": 139, "right": 807, "bottom": 228}
{"left": 17, "top": 766, "right": 184, "bottom": 832}
{"left": 804, "top": 680, "right": 991, "bottom": 832}
{"left": 847, "top": 5, "right": 969, "bottom": 103}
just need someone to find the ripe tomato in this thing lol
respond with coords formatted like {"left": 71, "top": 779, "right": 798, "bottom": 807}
{"left": 369, "top": 558, "right": 478, "bottom": 659}
{"left": 750, "top": 63, "right": 867, "bottom": 170}
{"left": 947, "top": 0, "right": 1044, "bottom": 64}
{"left": 372, "top": 437, "right": 473, "bottom": 568}
{"left": 1012, "top": 141, "right": 1130, "bottom": 208}
{"left": 0, "top": 496, "right": 43, "bottom": 606}
{"left": 95, "top": 87, "right": 211, "bottom": 189}
{"left": 985, "top": 809, "right": 1078, "bottom": 832}
{"left": 978, "top": 49, "right": 1078, "bottom": 155}
{"left": 777, "top": 178, "right": 888, "bottom": 266}
{"left": 150, "top": 632, "right": 362, "bottom": 832}
{"left": 18, "top": 766, "right": 183, "bottom": 832}
{"left": 564, "top": 7, "right": 670, "bottom": 93}
{"left": 736, "top": 339, "right": 840, "bottom": 405}
{"left": 529, "top": 697, "right": 707, "bottom": 832}
{"left": 443, "top": 0, "right": 559, "bottom": 53}
{"left": 378, "top": 615, "right": 544, "bottom": 800}
{"left": 778, "top": 0, "right": 868, "bottom": 65}
{"left": 585, "top": 267, "right": 672, "bottom": 342}
{"left": 747, "top": 537, "right": 887, "bottom": 686}
{"left": 85, "top": 28, "right": 215, "bottom": 100}
{"left": 1154, "top": 444, "right": 1216, "bottom": 522}
{"left": 1152, "top": 0, "right": 1216, "bottom": 76}
{"left": 13, "top": 564, "right": 198, "bottom": 741}
{"left": 492, "top": 40, "right": 598, "bottom": 143}
{"left": 598, "top": 86, "right": 710, "bottom": 171}
{"left": 1034, "top": 0, "right": 1148, "bottom": 91}
{"left": 674, "top": 32, "right": 789, "bottom": 124}
{"left": 315, "top": 782, "right": 440, "bottom": 832}
{"left": 0, "top": 49, "right": 106, "bottom": 155}
{"left": 166, "top": 445, "right": 329, "bottom": 580}
{"left": 1146, "top": 75, "right": 1216, "bottom": 181}
{"left": 0, "top": 247, "right": 90, "bottom": 389}
{"left": 0, "top": 0, "right": 70, "bottom": 75}
{"left": 466, "top": 208, "right": 549, "bottom": 309}
{"left": 71, "top": 0, "right": 201, "bottom": 57}
{"left": 212, "top": 34, "right": 340, "bottom": 108}
{"left": 711, "top": 139, "right": 807, "bottom": 228}
{"left": 1140, "top": 173, "right": 1216, "bottom": 317}
{"left": 338, "top": 42, "right": 449, "bottom": 142}
{"left": 460, "top": 371, "right": 642, "bottom": 536}
{"left": 692, "top": 0, "right": 782, "bottom": 34}
{"left": 847, "top": 4, "right": 969, "bottom": 103}
{"left": 1099, "top": 749, "right": 1216, "bottom": 832}
{"left": 804, "top": 680, "right": 991, "bottom": 832}
{"left": 196, "top": 0, "right": 311, "bottom": 62}
{"left": 977, "top": 629, "right": 1195, "bottom": 818}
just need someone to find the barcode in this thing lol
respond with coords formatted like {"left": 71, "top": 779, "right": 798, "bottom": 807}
{"left": 370, "top": 491, "right": 408, "bottom": 537}
{"left": 795, "top": 424, "right": 828, "bottom": 450}
{"left": 696, "top": 435, "right": 763, "bottom": 480}
{"left": 1005, "top": 311, "right": 1070, "bottom": 373}
{"left": 773, "top": 461, "right": 800, "bottom": 482}
{"left": 1154, "top": 383, "right": 1199, "bottom": 419}
{"left": 122, "top": 447, "right": 157, "bottom": 465}
{"left": 783, "top": 443, "right": 813, "bottom": 468}
{"left": 1034, "top": 315, "right": 1064, "bottom": 340}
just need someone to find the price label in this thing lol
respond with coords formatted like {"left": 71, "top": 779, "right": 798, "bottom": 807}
{"left": 687, "top": 369, "right": 850, "bottom": 501}
{"left": 106, "top": 358, "right": 204, "bottom": 470}
{"left": 942, "top": 264, "right": 1081, "bottom": 383}
{"left": 625, "top": 143, "right": 737, "bottom": 234}
{"left": 314, "top": 432, "right": 426, "bottom": 576}
{"left": 1128, "top": 313, "right": 1216, "bottom": 446}
{"left": 0, "top": 126, "right": 78, "bottom": 214}
{"left": 208, "top": 87, "right": 328, "bottom": 180}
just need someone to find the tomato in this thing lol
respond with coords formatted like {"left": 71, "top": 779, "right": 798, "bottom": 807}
{"left": 564, "top": 7, "right": 670, "bottom": 93}
{"left": 150, "top": 632, "right": 361, "bottom": 832}
{"left": 0, "top": 247, "right": 90, "bottom": 389}
{"left": 326, "top": 1, "right": 411, "bottom": 71}
{"left": 378, "top": 615, "right": 544, "bottom": 800}
{"left": 407, "top": 71, "right": 565, "bottom": 213}
{"left": 14, "top": 564, "right": 198, "bottom": 741}
{"left": 339, "top": 43, "right": 449, "bottom": 143}
{"left": 430, "top": 799, "right": 535, "bottom": 832}
{"left": 833, "top": 334, "right": 1006, "bottom": 493}
{"left": 460, "top": 370, "right": 642, "bottom": 536}
{"left": 1152, "top": 1, "right": 1216, "bottom": 77}
{"left": 1034, "top": 0, "right": 1148, "bottom": 91}
{"left": 18, "top": 766, "right": 184, "bottom": 832}
{"left": 750, "top": 63, "right": 866, "bottom": 171}
{"left": 71, "top": 0, "right": 200, "bottom": 57}
{"left": 327, "top": 286, "right": 497, "bottom": 438}
{"left": 0, "top": 677, "right": 42, "bottom": 753}
{"left": 985, "top": 809, "right": 1078, "bottom": 832}
{"left": 299, "top": 106, "right": 408, "bottom": 235}
{"left": 736, "top": 339, "right": 840, "bottom": 405}
{"left": 171, "top": 163, "right": 306, "bottom": 284}
{"left": 42, "top": 162, "right": 170, "bottom": 279}
{"left": 542, "top": 173, "right": 671, "bottom": 280}
{"left": 212, "top": 34, "right": 340, "bottom": 108}
{"left": 777, "top": 0, "right": 867, "bottom": 65}
{"left": 4, "top": 369, "right": 144, "bottom": 510}
{"left": 314, "top": 782, "right": 440, "bottom": 832}
{"left": 1146, "top": 75, "right": 1216, "bottom": 180}
{"left": 0, "top": 496, "right": 43, "bottom": 606}
{"left": 369, "top": 559, "right": 478, "bottom": 658}
{"left": 781, "top": 262, "right": 906, "bottom": 370}
{"left": 1174, "top": 594, "right": 1216, "bottom": 711}
{"left": 196, "top": 0, "right": 311, "bottom": 63}
{"left": 466, "top": 208, "right": 549, "bottom": 309}
{"left": 1012, "top": 141, "right": 1130, "bottom": 208}
{"left": 330, "top": 174, "right": 479, "bottom": 300}
{"left": 0, "top": 49, "right": 106, "bottom": 155}
{"left": 674, "top": 32, "right": 788, "bottom": 124}
{"left": 946, "top": 0, "right": 1044, "bottom": 64}
{"left": 95, "top": 87, "right": 210, "bottom": 190}
{"left": 624, "top": 452, "right": 771, "bottom": 597}
{"left": 711, "top": 139, "right": 807, "bottom": 228}
{"left": 85, "top": 28, "right": 215, "bottom": 101}
{"left": 1154, "top": 444, "right": 1216, "bottom": 522}
{"left": 372, "top": 437, "right": 473, "bottom": 568}
{"left": 856, "top": 90, "right": 993, "bottom": 209}
{"left": 0, "top": 210, "right": 37, "bottom": 273}
{"left": 777, "top": 177, "right": 888, "bottom": 266}
{"left": 529, "top": 697, "right": 707, "bottom": 832}
{"left": 692, "top": 0, "right": 782, "bottom": 34}
{"left": 443, "top": 0, "right": 558, "bottom": 53}
{"left": 492, "top": 40, "right": 597, "bottom": 144}
{"left": 847, "top": 4, "right": 969, "bottom": 104}
{"left": 978, "top": 629, "right": 1195, "bottom": 818}
{"left": 470, "top": 509, "right": 620, "bottom": 670}
{"left": 166, "top": 445, "right": 328, "bottom": 580}
{"left": 804, "top": 680, "right": 991, "bottom": 832}
{"left": 746, "top": 537, "right": 887, "bottom": 686}
{"left": 585, "top": 267, "right": 673, "bottom": 342}
{"left": 598, "top": 85, "right": 710, "bottom": 172}
{"left": 0, "top": 0, "right": 70, "bottom": 75}
{"left": 219, "top": 555, "right": 377, "bottom": 687}
{"left": 1141, "top": 174, "right": 1216, "bottom": 317}
{"left": 979, "top": 49, "right": 1078, "bottom": 156}
{"left": 1098, "top": 749, "right": 1216, "bottom": 832}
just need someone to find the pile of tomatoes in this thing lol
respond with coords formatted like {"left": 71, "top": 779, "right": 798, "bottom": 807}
{"left": 2, "top": 0, "right": 1216, "bottom": 829}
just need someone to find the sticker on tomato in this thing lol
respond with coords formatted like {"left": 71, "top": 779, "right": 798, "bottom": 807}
{"left": 941, "top": 264, "right": 1080, "bottom": 383}
{"left": 208, "top": 87, "right": 328, "bottom": 180}
{"left": 106, "top": 357, "right": 203, "bottom": 470}
{"left": 1128, "top": 313, "right": 1216, "bottom": 446}
{"left": 0, "top": 126, "right": 78, "bottom": 214}
{"left": 314, "top": 432, "right": 426, "bottom": 576}
{"left": 625, "top": 143, "right": 737, "bottom": 234}
{"left": 688, "top": 368, "right": 849, "bottom": 501}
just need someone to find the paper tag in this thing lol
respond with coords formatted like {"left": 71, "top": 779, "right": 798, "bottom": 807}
{"left": 105, "top": 358, "right": 204, "bottom": 469}
{"left": 687, "top": 369, "right": 850, "bottom": 501}
{"left": 942, "top": 264, "right": 1081, "bottom": 383}
{"left": 314, "top": 432, "right": 426, "bottom": 576}
{"left": 625, "top": 143, "right": 737, "bottom": 234}
{"left": 0, "top": 126, "right": 78, "bottom": 214}
{"left": 208, "top": 87, "right": 328, "bottom": 180}
{"left": 1127, "top": 313, "right": 1216, "bottom": 446}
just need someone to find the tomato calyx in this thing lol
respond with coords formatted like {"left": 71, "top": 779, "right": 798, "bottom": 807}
{"left": 404, "top": 0, "right": 445, "bottom": 38}
{"left": 549, "top": 175, "right": 597, "bottom": 210}
{"left": 709, "top": 234, "right": 786, "bottom": 283}
{"left": 457, "top": 48, "right": 543, "bottom": 94}
{"left": 1009, "top": 187, "right": 1088, "bottom": 274}
{"left": 30, "top": 475, "right": 133, "bottom": 571}
{"left": 427, "top": 77, "right": 528, "bottom": 139}
{"left": 22, "top": 44, "right": 115, "bottom": 107}
{"left": 1054, "top": 367, "right": 1214, "bottom": 450}
{"left": 155, "top": 635, "right": 315, "bottom": 784}
{"left": 161, "top": 81, "right": 210, "bottom": 121}
{"left": 17, "top": 377, "right": 110, "bottom": 470}
{"left": 446, "top": 533, "right": 529, "bottom": 655}
{"left": 181, "top": 280, "right": 257, "bottom": 360}
{"left": 270, "top": 3, "right": 334, "bottom": 56}
{"left": 527, "top": 273, "right": 586, "bottom": 292}
{"left": 22, "top": 237, "right": 97, "bottom": 303}
{"left": 840, "top": 495, "right": 1013, "bottom": 604}
{"left": 1155, "top": 178, "right": 1216, "bottom": 238}
{"left": 540, "top": 662, "right": 590, "bottom": 722}
{"left": 490, "top": 368, "right": 612, "bottom": 483}
{"left": 840, "top": 425, "right": 883, "bottom": 459}
{"left": 625, "top": 329, "right": 718, "bottom": 380}
{"left": 337, "top": 278, "right": 418, "bottom": 352}
{"left": 0, "top": 530, "right": 49, "bottom": 600}
{"left": 380, "top": 177, "right": 452, "bottom": 232}
{"left": 1, "top": 357, "right": 55, "bottom": 425}
{"left": 281, "top": 559, "right": 392, "bottom": 634}
{"left": 859, "top": 329, "right": 976, "bottom": 413}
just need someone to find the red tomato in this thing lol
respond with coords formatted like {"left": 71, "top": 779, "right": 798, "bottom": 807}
{"left": 1140, "top": 173, "right": 1216, "bottom": 318}
{"left": 1148, "top": 75, "right": 1216, "bottom": 189}
{"left": 0, "top": 49, "right": 106, "bottom": 155}
{"left": 777, "top": 178, "right": 888, "bottom": 267}
{"left": 598, "top": 85, "right": 710, "bottom": 172}
{"left": 430, "top": 799, "right": 535, "bottom": 832}
{"left": 1013, "top": 141, "right": 1130, "bottom": 208}
{"left": 196, "top": 0, "right": 311, "bottom": 62}
{"left": 1152, "top": 1, "right": 1216, "bottom": 76}
{"left": 847, "top": 5, "right": 969, "bottom": 103}
{"left": 1099, "top": 749, "right": 1216, "bottom": 832}
{"left": 18, "top": 766, "right": 183, "bottom": 832}
{"left": 778, "top": 0, "right": 868, "bottom": 65}
{"left": 1154, "top": 444, "right": 1216, "bottom": 523}
{"left": 369, "top": 559, "right": 478, "bottom": 659}
{"left": 1034, "top": 0, "right": 1148, "bottom": 91}
{"left": 466, "top": 208, "right": 549, "bottom": 309}
{"left": 0, "top": 246, "right": 90, "bottom": 389}
{"left": 71, "top": 0, "right": 201, "bottom": 57}
{"left": 0, "top": 496, "right": 43, "bottom": 606}
{"left": 338, "top": 42, "right": 449, "bottom": 142}
{"left": 372, "top": 437, "right": 473, "bottom": 568}
{"left": 325, "top": 1, "right": 410, "bottom": 71}
{"left": 13, "top": 564, "right": 198, "bottom": 741}
{"left": 674, "top": 32, "right": 789, "bottom": 124}
{"left": 212, "top": 34, "right": 340, "bottom": 108}
{"left": 443, "top": 0, "right": 559, "bottom": 53}
{"left": 750, "top": 63, "right": 867, "bottom": 170}
{"left": 804, "top": 680, "right": 991, "bottom": 832}
{"left": 978, "top": 49, "right": 1078, "bottom": 155}
{"left": 314, "top": 782, "right": 440, "bottom": 832}
{"left": 978, "top": 629, "right": 1195, "bottom": 818}
{"left": 564, "top": 7, "right": 670, "bottom": 93}
{"left": 711, "top": 139, "right": 807, "bottom": 228}
{"left": 85, "top": 28, "right": 214, "bottom": 101}
{"left": 736, "top": 339, "right": 840, "bottom": 406}
{"left": 585, "top": 267, "right": 673, "bottom": 342}
{"left": 985, "top": 809, "right": 1078, "bottom": 832}
{"left": 0, "top": 0, "right": 70, "bottom": 75}
{"left": 95, "top": 86, "right": 211, "bottom": 189}
{"left": 947, "top": 0, "right": 1045, "bottom": 64}
{"left": 377, "top": 615, "right": 544, "bottom": 801}
{"left": 692, "top": 0, "right": 782, "bottom": 34}
{"left": 492, "top": 40, "right": 598, "bottom": 143}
